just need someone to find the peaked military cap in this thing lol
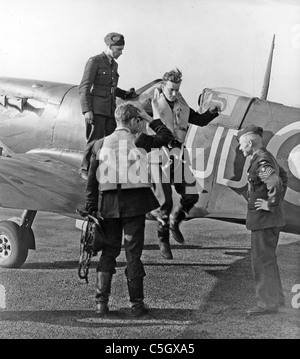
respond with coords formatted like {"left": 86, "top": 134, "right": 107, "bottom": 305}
{"left": 237, "top": 125, "right": 263, "bottom": 140}
{"left": 104, "top": 32, "right": 125, "bottom": 46}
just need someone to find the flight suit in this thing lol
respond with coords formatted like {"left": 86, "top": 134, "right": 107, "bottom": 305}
{"left": 79, "top": 52, "right": 128, "bottom": 173}
{"left": 246, "top": 148, "right": 288, "bottom": 310}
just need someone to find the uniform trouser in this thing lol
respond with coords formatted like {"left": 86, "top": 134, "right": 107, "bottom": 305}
{"left": 251, "top": 227, "right": 285, "bottom": 309}
{"left": 80, "top": 115, "right": 116, "bottom": 172}
{"left": 97, "top": 215, "right": 146, "bottom": 280}
{"left": 154, "top": 161, "right": 199, "bottom": 221}
{"left": 152, "top": 161, "right": 198, "bottom": 241}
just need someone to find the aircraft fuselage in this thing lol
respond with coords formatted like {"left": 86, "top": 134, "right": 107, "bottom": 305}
{"left": 1, "top": 78, "right": 300, "bottom": 235}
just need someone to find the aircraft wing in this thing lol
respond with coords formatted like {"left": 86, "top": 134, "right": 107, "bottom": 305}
{"left": 0, "top": 150, "right": 86, "bottom": 218}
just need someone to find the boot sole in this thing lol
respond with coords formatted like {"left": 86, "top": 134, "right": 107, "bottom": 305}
{"left": 131, "top": 308, "right": 149, "bottom": 317}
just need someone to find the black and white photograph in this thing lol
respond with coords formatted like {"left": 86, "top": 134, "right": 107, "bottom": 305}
{"left": 0, "top": 0, "right": 299, "bottom": 342}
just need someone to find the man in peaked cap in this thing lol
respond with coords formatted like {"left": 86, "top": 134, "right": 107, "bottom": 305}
{"left": 78, "top": 32, "right": 137, "bottom": 181}
{"left": 238, "top": 125, "right": 288, "bottom": 316}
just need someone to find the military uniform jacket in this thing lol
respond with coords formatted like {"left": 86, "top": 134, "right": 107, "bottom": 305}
{"left": 79, "top": 52, "right": 127, "bottom": 117}
{"left": 246, "top": 147, "right": 288, "bottom": 231}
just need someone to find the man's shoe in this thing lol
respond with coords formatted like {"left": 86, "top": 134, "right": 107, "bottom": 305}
{"left": 96, "top": 302, "right": 109, "bottom": 314}
{"left": 158, "top": 241, "right": 173, "bottom": 260}
{"left": 279, "top": 301, "right": 286, "bottom": 307}
{"left": 131, "top": 303, "right": 149, "bottom": 317}
{"left": 79, "top": 170, "right": 88, "bottom": 181}
{"left": 246, "top": 306, "right": 278, "bottom": 316}
{"left": 169, "top": 217, "right": 185, "bottom": 244}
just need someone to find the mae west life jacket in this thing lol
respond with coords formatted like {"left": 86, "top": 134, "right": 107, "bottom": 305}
{"left": 97, "top": 128, "right": 152, "bottom": 191}
{"left": 153, "top": 87, "right": 190, "bottom": 143}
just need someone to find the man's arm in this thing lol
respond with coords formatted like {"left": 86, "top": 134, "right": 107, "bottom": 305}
{"left": 254, "top": 160, "right": 285, "bottom": 211}
{"left": 188, "top": 107, "right": 219, "bottom": 127}
{"left": 135, "top": 119, "right": 173, "bottom": 152}
{"left": 85, "top": 140, "right": 104, "bottom": 212}
{"left": 115, "top": 87, "right": 127, "bottom": 99}
{"left": 139, "top": 97, "right": 153, "bottom": 115}
{"left": 279, "top": 165, "right": 288, "bottom": 197}
{"left": 79, "top": 57, "right": 99, "bottom": 114}
{"left": 116, "top": 87, "right": 138, "bottom": 100}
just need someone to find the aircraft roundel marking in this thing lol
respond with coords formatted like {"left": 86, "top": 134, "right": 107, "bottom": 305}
{"left": 266, "top": 121, "right": 300, "bottom": 206}
{"left": 288, "top": 145, "right": 300, "bottom": 179}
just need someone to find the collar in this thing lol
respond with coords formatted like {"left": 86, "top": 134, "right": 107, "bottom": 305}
{"left": 104, "top": 51, "right": 114, "bottom": 65}
{"left": 157, "top": 87, "right": 177, "bottom": 109}
{"left": 115, "top": 127, "right": 131, "bottom": 133}
{"left": 250, "top": 147, "right": 266, "bottom": 163}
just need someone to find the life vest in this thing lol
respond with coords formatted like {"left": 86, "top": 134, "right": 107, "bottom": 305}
{"left": 97, "top": 128, "right": 152, "bottom": 191}
{"left": 153, "top": 87, "right": 190, "bottom": 143}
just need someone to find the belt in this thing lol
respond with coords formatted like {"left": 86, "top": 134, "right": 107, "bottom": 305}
{"left": 92, "top": 85, "right": 116, "bottom": 94}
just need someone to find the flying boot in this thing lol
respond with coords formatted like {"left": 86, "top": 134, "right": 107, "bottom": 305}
{"left": 169, "top": 205, "right": 186, "bottom": 244}
{"left": 127, "top": 277, "right": 149, "bottom": 317}
{"left": 157, "top": 217, "right": 173, "bottom": 260}
{"left": 95, "top": 271, "right": 112, "bottom": 314}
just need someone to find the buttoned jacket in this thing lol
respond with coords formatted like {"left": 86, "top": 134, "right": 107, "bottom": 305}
{"left": 79, "top": 52, "right": 127, "bottom": 117}
{"left": 246, "top": 148, "right": 288, "bottom": 230}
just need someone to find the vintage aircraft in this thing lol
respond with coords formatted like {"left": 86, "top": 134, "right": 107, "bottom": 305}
{"left": 0, "top": 36, "right": 299, "bottom": 268}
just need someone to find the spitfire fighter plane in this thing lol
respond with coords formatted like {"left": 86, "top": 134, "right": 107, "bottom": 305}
{"left": 0, "top": 36, "right": 299, "bottom": 268}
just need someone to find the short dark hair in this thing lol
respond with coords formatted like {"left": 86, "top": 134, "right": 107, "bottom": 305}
{"left": 162, "top": 68, "right": 182, "bottom": 84}
{"left": 115, "top": 102, "right": 140, "bottom": 124}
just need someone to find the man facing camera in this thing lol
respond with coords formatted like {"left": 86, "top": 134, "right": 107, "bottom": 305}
{"left": 79, "top": 32, "right": 137, "bottom": 180}
{"left": 141, "top": 68, "right": 220, "bottom": 259}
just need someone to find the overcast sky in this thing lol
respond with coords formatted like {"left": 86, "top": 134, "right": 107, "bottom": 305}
{"left": 0, "top": 0, "right": 299, "bottom": 107}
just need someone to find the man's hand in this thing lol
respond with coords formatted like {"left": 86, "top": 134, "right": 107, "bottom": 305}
{"left": 137, "top": 104, "right": 153, "bottom": 123}
{"left": 209, "top": 105, "right": 221, "bottom": 114}
{"left": 85, "top": 202, "right": 98, "bottom": 215}
{"left": 84, "top": 111, "right": 94, "bottom": 125}
{"left": 126, "top": 88, "right": 138, "bottom": 99}
{"left": 254, "top": 198, "right": 270, "bottom": 211}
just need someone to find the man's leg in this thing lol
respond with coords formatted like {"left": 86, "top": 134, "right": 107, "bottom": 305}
{"left": 277, "top": 264, "right": 286, "bottom": 307}
{"left": 95, "top": 218, "right": 122, "bottom": 314}
{"left": 155, "top": 176, "right": 173, "bottom": 260}
{"left": 268, "top": 228, "right": 285, "bottom": 307}
{"left": 171, "top": 165, "right": 199, "bottom": 244}
{"left": 79, "top": 115, "right": 108, "bottom": 180}
{"left": 104, "top": 117, "right": 117, "bottom": 136}
{"left": 248, "top": 228, "right": 282, "bottom": 315}
{"left": 123, "top": 215, "right": 148, "bottom": 316}
{"left": 79, "top": 140, "right": 97, "bottom": 180}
